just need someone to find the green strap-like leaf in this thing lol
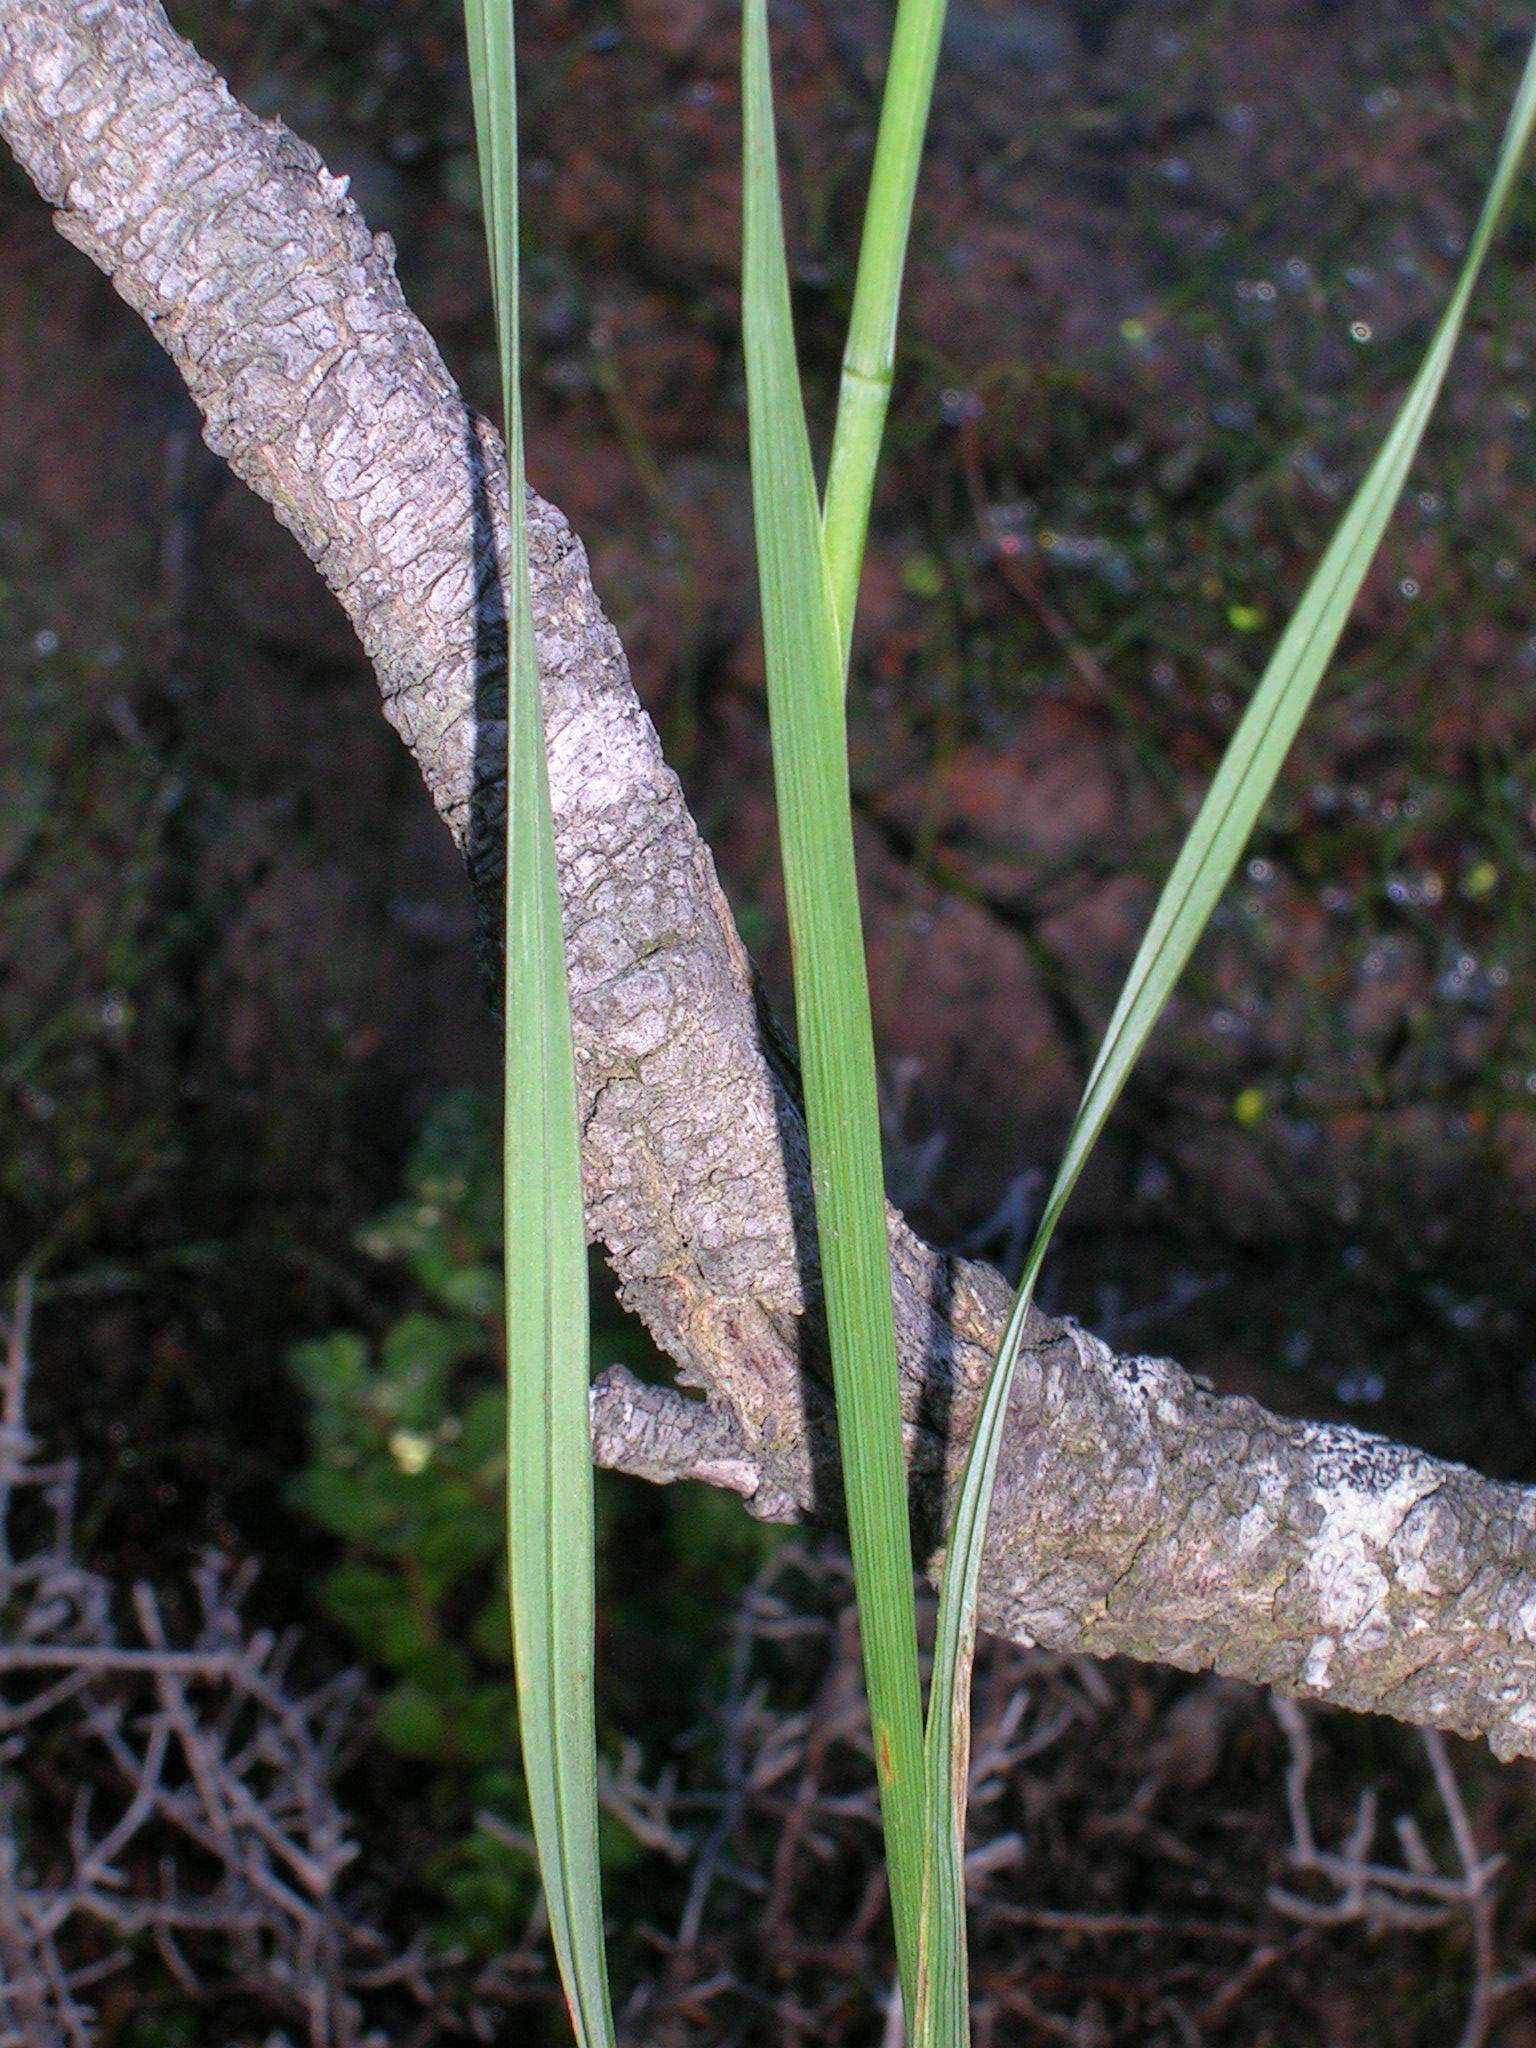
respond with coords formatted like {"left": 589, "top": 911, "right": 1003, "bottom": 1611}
{"left": 914, "top": 38, "right": 1536, "bottom": 2047}
{"left": 462, "top": 1, "right": 618, "bottom": 2042}
{"left": 821, "top": 0, "right": 950, "bottom": 679}
{"left": 741, "top": 0, "right": 928, "bottom": 2010}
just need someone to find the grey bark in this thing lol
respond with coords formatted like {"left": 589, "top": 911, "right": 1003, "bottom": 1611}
{"left": 5, "top": 0, "right": 1536, "bottom": 1761}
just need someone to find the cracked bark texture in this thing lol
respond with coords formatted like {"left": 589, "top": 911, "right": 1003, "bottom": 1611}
{"left": 5, "top": 0, "right": 1536, "bottom": 1762}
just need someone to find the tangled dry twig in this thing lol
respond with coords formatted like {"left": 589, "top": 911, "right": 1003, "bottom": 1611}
{"left": 1266, "top": 1695, "right": 1508, "bottom": 2048}
{"left": 621, "top": 1539, "right": 1536, "bottom": 2048}
{"left": 0, "top": 1279, "right": 380, "bottom": 2045}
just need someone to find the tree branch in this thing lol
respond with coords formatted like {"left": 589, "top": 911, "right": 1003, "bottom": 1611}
{"left": 5, "top": 0, "right": 1536, "bottom": 1760}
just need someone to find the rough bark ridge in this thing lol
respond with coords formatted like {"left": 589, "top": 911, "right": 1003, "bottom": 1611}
{"left": 6, "top": 0, "right": 1536, "bottom": 1761}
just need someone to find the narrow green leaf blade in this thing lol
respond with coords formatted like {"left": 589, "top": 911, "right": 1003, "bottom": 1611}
{"left": 821, "top": 0, "right": 949, "bottom": 677}
{"left": 463, "top": 2, "right": 618, "bottom": 2042}
{"left": 915, "top": 38, "right": 1536, "bottom": 2048}
{"left": 741, "top": 0, "right": 927, "bottom": 2010}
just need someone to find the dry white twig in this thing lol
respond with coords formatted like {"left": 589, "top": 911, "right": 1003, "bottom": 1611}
{"left": 0, "top": 1284, "right": 374, "bottom": 2044}
{"left": 1268, "top": 1695, "right": 1504, "bottom": 2048}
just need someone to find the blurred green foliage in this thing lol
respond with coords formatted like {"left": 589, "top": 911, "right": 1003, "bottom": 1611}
{"left": 287, "top": 1093, "right": 535, "bottom": 1950}
{"left": 287, "top": 1089, "right": 776, "bottom": 1957}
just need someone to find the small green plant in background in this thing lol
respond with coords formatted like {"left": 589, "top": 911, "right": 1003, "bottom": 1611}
{"left": 287, "top": 1093, "right": 537, "bottom": 1954}
{"left": 288, "top": 1092, "right": 729, "bottom": 1959}
{"left": 289, "top": 1098, "right": 513, "bottom": 1763}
